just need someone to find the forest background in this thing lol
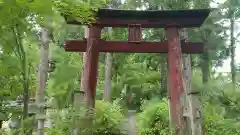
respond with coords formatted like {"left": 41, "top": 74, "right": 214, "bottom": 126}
{"left": 0, "top": 0, "right": 240, "bottom": 135}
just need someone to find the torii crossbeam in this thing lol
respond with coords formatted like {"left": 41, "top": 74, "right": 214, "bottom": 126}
{"left": 65, "top": 40, "right": 203, "bottom": 53}
{"left": 64, "top": 8, "right": 211, "bottom": 134}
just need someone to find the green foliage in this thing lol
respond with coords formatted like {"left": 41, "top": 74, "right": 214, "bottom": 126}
{"left": 44, "top": 108, "right": 76, "bottom": 135}
{"left": 0, "top": 0, "right": 240, "bottom": 134}
{"left": 137, "top": 99, "right": 171, "bottom": 135}
{"left": 192, "top": 71, "right": 240, "bottom": 134}
{"left": 204, "top": 103, "right": 240, "bottom": 135}
{"left": 57, "top": 0, "right": 107, "bottom": 24}
{"left": 44, "top": 100, "right": 125, "bottom": 135}
{"left": 47, "top": 46, "right": 83, "bottom": 108}
{"left": 204, "top": 120, "right": 240, "bottom": 135}
{"left": 134, "top": 74, "right": 240, "bottom": 135}
{"left": 138, "top": 128, "right": 172, "bottom": 135}
{"left": 92, "top": 100, "right": 125, "bottom": 134}
{"left": 0, "top": 129, "right": 8, "bottom": 135}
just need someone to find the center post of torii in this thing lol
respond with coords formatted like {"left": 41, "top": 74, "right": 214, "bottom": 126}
{"left": 64, "top": 8, "right": 210, "bottom": 133}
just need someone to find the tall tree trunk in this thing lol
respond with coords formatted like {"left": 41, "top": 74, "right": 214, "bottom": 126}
{"left": 124, "top": 84, "right": 133, "bottom": 110}
{"left": 182, "top": 28, "right": 203, "bottom": 135}
{"left": 104, "top": 53, "right": 112, "bottom": 101}
{"left": 14, "top": 26, "right": 29, "bottom": 119}
{"left": 81, "top": 27, "right": 88, "bottom": 91}
{"left": 12, "top": 25, "right": 29, "bottom": 135}
{"left": 35, "top": 28, "right": 50, "bottom": 135}
{"left": 230, "top": 13, "right": 236, "bottom": 91}
{"left": 22, "top": 72, "right": 29, "bottom": 119}
{"left": 160, "top": 56, "right": 168, "bottom": 94}
{"left": 190, "top": 55, "right": 195, "bottom": 68}
{"left": 0, "top": 100, "right": 2, "bottom": 129}
{"left": 200, "top": 49, "right": 210, "bottom": 84}
{"left": 104, "top": 28, "right": 113, "bottom": 101}
{"left": 73, "top": 26, "right": 88, "bottom": 135}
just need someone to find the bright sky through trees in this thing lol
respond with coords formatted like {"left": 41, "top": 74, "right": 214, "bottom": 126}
{"left": 120, "top": 0, "right": 239, "bottom": 73}
{"left": 211, "top": 0, "right": 240, "bottom": 72}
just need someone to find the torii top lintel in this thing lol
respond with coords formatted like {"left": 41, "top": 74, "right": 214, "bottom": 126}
{"left": 66, "top": 8, "right": 211, "bottom": 28}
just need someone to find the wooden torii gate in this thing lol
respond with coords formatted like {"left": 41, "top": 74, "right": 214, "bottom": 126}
{"left": 64, "top": 8, "right": 210, "bottom": 134}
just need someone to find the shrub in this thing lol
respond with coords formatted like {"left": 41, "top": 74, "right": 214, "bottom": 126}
{"left": 204, "top": 119, "right": 240, "bottom": 135}
{"left": 204, "top": 103, "right": 240, "bottom": 135}
{"left": 45, "top": 100, "right": 126, "bottom": 135}
{"left": 137, "top": 98, "right": 170, "bottom": 135}
{"left": 91, "top": 100, "right": 126, "bottom": 134}
{"left": 137, "top": 98, "right": 240, "bottom": 135}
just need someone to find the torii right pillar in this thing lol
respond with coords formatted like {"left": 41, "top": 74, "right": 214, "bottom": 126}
{"left": 165, "top": 26, "right": 186, "bottom": 134}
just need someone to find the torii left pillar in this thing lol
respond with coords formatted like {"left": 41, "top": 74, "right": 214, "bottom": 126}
{"left": 83, "top": 26, "right": 101, "bottom": 109}
{"left": 82, "top": 26, "right": 101, "bottom": 134}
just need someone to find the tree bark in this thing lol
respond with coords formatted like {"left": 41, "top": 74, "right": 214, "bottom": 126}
{"left": 230, "top": 12, "right": 236, "bottom": 91}
{"left": 104, "top": 53, "right": 113, "bottom": 101}
{"left": 73, "top": 26, "right": 88, "bottom": 135}
{"left": 160, "top": 57, "right": 168, "bottom": 94}
{"left": 182, "top": 28, "right": 203, "bottom": 135}
{"left": 12, "top": 25, "right": 29, "bottom": 135}
{"left": 104, "top": 28, "right": 113, "bottom": 101}
{"left": 22, "top": 72, "right": 29, "bottom": 119}
{"left": 200, "top": 50, "right": 210, "bottom": 84}
{"left": 81, "top": 27, "right": 88, "bottom": 91}
{"left": 14, "top": 26, "right": 29, "bottom": 119}
{"left": 35, "top": 28, "right": 50, "bottom": 135}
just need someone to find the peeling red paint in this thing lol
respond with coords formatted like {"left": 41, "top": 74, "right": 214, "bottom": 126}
{"left": 166, "top": 27, "right": 185, "bottom": 133}
{"left": 82, "top": 26, "right": 101, "bottom": 108}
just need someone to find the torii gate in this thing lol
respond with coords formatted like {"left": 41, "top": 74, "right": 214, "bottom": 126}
{"left": 64, "top": 8, "right": 210, "bottom": 134}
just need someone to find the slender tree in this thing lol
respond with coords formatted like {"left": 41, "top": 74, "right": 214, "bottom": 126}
{"left": 35, "top": 28, "right": 50, "bottom": 135}
{"left": 104, "top": 50, "right": 113, "bottom": 101}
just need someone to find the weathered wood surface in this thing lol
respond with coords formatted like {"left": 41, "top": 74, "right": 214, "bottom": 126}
{"left": 66, "top": 9, "right": 211, "bottom": 28}
{"left": 82, "top": 26, "right": 101, "bottom": 108}
{"left": 65, "top": 40, "right": 204, "bottom": 53}
{"left": 166, "top": 27, "right": 185, "bottom": 135}
{"left": 182, "top": 28, "right": 203, "bottom": 135}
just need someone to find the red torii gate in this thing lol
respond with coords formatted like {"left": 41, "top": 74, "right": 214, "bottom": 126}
{"left": 64, "top": 8, "right": 210, "bottom": 133}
